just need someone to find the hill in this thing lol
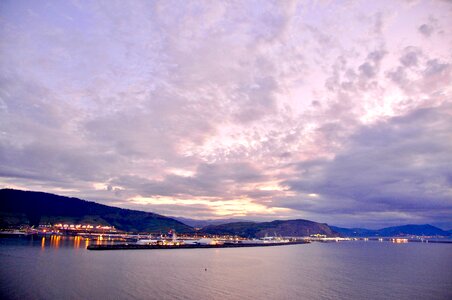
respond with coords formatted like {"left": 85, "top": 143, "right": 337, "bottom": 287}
{"left": 0, "top": 189, "right": 193, "bottom": 233}
{"left": 377, "top": 224, "right": 450, "bottom": 236}
{"left": 330, "top": 226, "right": 377, "bottom": 237}
{"left": 331, "top": 224, "right": 450, "bottom": 237}
{"left": 200, "top": 219, "right": 339, "bottom": 238}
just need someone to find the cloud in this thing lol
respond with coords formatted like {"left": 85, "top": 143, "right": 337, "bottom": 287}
{"left": 418, "top": 16, "right": 439, "bottom": 38}
{"left": 400, "top": 47, "right": 421, "bottom": 67}
{"left": 284, "top": 104, "right": 452, "bottom": 226}
{"left": 418, "top": 23, "right": 434, "bottom": 37}
{"left": 0, "top": 0, "right": 451, "bottom": 227}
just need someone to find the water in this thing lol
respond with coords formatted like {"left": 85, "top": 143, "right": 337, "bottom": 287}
{"left": 1, "top": 237, "right": 451, "bottom": 300}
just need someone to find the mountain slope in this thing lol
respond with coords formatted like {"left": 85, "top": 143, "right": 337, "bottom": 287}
{"left": 330, "top": 226, "right": 379, "bottom": 237}
{"left": 200, "top": 219, "right": 339, "bottom": 238}
{"left": 0, "top": 189, "right": 193, "bottom": 233}
{"left": 331, "top": 224, "right": 450, "bottom": 237}
{"left": 378, "top": 224, "right": 449, "bottom": 236}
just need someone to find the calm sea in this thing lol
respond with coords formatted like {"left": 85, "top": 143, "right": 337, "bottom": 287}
{"left": 1, "top": 237, "right": 451, "bottom": 300}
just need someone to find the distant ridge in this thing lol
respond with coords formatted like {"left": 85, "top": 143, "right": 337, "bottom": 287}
{"left": 331, "top": 224, "right": 450, "bottom": 237}
{"left": 200, "top": 219, "right": 340, "bottom": 238}
{"left": 0, "top": 189, "right": 193, "bottom": 233}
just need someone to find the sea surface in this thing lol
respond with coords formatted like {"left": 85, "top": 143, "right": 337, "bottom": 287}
{"left": 1, "top": 237, "right": 451, "bottom": 300}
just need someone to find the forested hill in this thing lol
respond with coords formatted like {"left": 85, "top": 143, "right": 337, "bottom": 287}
{"left": 0, "top": 189, "right": 193, "bottom": 233}
{"left": 200, "top": 219, "right": 340, "bottom": 238}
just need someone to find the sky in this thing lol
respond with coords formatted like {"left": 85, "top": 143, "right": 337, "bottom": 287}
{"left": 0, "top": 0, "right": 451, "bottom": 229}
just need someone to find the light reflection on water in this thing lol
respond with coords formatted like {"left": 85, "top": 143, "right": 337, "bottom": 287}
{"left": 1, "top": 238, "right": 451, "bottom": 300}
{"left": 36, "top": 235, "right": 120, "bottom": 250}
{"left": 38, "top": 235, "right": 81, "bottom": 249}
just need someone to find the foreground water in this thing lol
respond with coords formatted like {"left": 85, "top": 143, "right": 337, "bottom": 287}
{"left": 1, "top": 237, "right": 451, "bottom": 300}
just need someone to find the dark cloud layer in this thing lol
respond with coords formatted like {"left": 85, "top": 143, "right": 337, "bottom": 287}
{"left": 284, "top": 104, "right": 452, "bottom": 227}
